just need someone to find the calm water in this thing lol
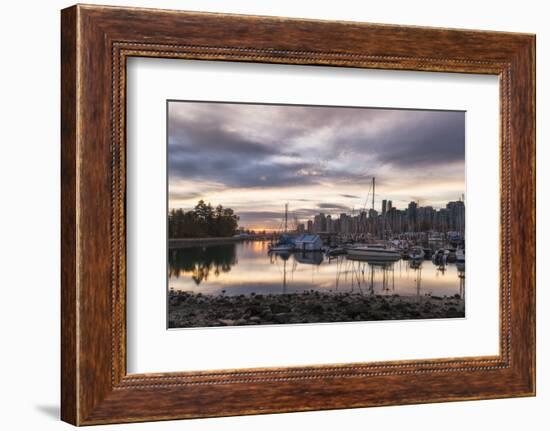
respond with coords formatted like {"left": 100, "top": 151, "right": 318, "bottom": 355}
{"left": 168, "top": 240, "right": 465, "bottom": 298}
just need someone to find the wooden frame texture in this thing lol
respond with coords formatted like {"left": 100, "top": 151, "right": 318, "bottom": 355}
{"left": 61, "top": 4, "right": 536, "bottom": 426}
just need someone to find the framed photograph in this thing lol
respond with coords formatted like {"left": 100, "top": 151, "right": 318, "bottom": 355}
{"left": 61, "top": 4, "right": 535, "bottom": 425}
{"left": 165, "top": 100, "right": 466, "bottom": 329}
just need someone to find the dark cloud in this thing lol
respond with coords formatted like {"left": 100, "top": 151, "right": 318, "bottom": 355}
{"left": 169, "top": 191, "right": 202, "bottom": 201}
{"left": 168, "top": 105, "right": 331, "bottom": 188}
{"left": 318, "top": 203, "right": 350, "bottom": 211}
{"left": 169, "top": 155, "right": 322, "bottom": 189}
{"left": 334, "top": 110, "right": 465, "bottom": 168}
{"left": 167, "top": 101, "right": 464, "bottom": 203}
{"left": 168, "top": 113, "right": 276, "bottom": 157}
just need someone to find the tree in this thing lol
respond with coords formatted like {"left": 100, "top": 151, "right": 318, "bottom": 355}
{"left": 168, "top": 201, "right": 239, "bottom": 238}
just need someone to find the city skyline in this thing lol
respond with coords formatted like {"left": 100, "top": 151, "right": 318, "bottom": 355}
{"left": 299, "top": 198, "right": 465, "bottom": 235}
{"left": 168, "top": 101, "right": 465, "bottom": 231}
{"left": 237, "top": 197, "right": 465, "bottom": 235}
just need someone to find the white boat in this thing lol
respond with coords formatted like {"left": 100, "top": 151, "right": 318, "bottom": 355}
{"left": 346, "top": 244, "right": 401, "bottom": 261}
{"left": 268, "top": 243, "right": 295, "bottom": 252}
{"left": 428, "top": 233, "right": 444, "bottom": 242}
{"left": 432, "top": 248, "right": 450, "bottom": 265}
{"left": 456, "top": 248, "right": 465, "bottom": 263}
{"left": 408, "top": 246, "right": 425, "bottom": 260}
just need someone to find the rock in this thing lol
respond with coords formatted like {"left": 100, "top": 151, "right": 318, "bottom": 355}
{"left": 394, "top": 302, "right": 409, "bottom": 311}
{"left": 345, "top": 303, "right": 369, "bottom": 318}
{"left": 273, "top": 313, "right": 293, "bottom": 324}
{"left": 261, "top": 309, "right": 273, "bottom": 320}
{"left": 270, "top": 303, "right": 291, "bottom": 314}
{"left": 308, "top": 303, "right": 325, "bottom": 314}
{"left": 218, "top": 319, "right": 235, "bottom": 326}
{"left": 379, "top": 301, "right": 391, "bottom": 312}
{"left": 245, "top": 305, "right": 264, "bottom": 316}
{"left": 167, "top": 289, "right": 465, "bottom": 329}
{"left": 169, "top": 297, "right": 180, "bottom": 306}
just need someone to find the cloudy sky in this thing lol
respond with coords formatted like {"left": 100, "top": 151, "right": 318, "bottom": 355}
{"left": 168, "top": 101, "right": 465, "bottom": 231}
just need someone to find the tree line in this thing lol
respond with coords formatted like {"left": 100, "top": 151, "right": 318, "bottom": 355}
{"left": 168, "top": 200, "right": 239, "bottom": 238}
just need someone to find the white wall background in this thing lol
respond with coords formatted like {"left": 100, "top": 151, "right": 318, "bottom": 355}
{"left": 0, "top": 0, "right": 546, "bottom": 429}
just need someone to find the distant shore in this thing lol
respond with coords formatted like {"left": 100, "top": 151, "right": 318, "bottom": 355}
{"left": 168, "top": 290, "right": 465, "bottom": 328}
{"left": 169, "top": 236, "right": 270, "bottom": 248}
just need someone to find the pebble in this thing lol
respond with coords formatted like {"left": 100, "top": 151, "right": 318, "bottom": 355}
{"left": 168, "top": 290, "right": 465, "bottom": 328}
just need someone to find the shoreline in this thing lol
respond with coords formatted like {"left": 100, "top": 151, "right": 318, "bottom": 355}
{"left": 168, "top": 290, "right": 465, "bottom": 328}
{"left": 169, "top": 236, "right": 270, "bottom": 248}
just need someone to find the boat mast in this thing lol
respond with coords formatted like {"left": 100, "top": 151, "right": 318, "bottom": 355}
{"left": 371, "top": 177, "right": 375, "bottom": 238}
{"left": 372, "top": 177, "right": 375, "bottom": 211}
{"left": 284, "top": 203, "right": 288, "bottom": 233}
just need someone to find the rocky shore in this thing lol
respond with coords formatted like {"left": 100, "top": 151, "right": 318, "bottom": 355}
{"left": 168, "top": 289, "right": 465, "bottom": 328}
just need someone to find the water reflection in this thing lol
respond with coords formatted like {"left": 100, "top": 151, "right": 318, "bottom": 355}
{"left": 168, "top": 240, "right": 464, "bottom": 298}
{"left": 168, "top": 243, "right": 237, "bottom": 285}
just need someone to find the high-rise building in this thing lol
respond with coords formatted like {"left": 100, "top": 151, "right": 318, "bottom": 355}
{"left": 446, "top": 200, "right": 465, "bottom": 233}
{"left": 339, "top": 213, "right": 351, "bottom": 235}
{"left": 326, "top": 215, "right": 333, "bottom": 233}
{"left": 407, "top": 201, "right": 418, "bottom": 232}
{"left": 313, "top": 213, "right": 326, "bottom": 233}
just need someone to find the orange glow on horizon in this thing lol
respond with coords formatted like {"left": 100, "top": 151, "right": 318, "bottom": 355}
{"left": 242, "top": 227, "right": 277, "bottom": 233}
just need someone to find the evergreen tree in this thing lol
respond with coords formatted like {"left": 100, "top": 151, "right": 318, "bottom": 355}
{"left": 168, "top": 200, "right": 239, "bottom": 238}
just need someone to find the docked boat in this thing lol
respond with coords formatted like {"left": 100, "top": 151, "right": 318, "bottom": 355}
{"left": 294, "top": 251, "right": 324, "bottom": 265}
{"left": 408, "top": 246, "right": 425, "bottom": 260}
{"left": 268, "top": 233, "right": 295, "bottom": 253}
{"left": 326, "top": 246, "right": 347, "bottom": 257}
{"left": 456, "top": 248, "right": 465, "bottom": 263}
{"left": 432, "top": 248, "right": 450, "bottom": 265}
{"left": 268, "top": 243, "right": 295, "bottom": 252}
{"left": 346, "top": 244, "right": 401, "bottom": 262}
{"left": 445, "top": 248, "right": 457, "bottom": 263}
{"left": 269, "top": 204, "right": 296, "bottom": 253}
{"left": 428, "top": 232, "right": 444, "bottom": 242}
{"left": 294, "top": 234, "right": 323, "bottom": 252}
{"left": 423, "top": 248, "right": 433, "bottom": 259}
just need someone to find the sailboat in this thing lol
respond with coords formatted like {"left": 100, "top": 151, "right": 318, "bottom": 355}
{"left": 456, "top": 248, "right": 465, "bottom": 263}
{"left": 268, "top": 203, "right": 295, "bottom": 253}
{"left": 408, "top": 246, "right": 425, "bottom": 261}
{"left": 268, "top": 242, "right": 295, "bottom": 252}
{"left": 347, "top": 243, "right": 401, "bottom": 261}
{"left": 346, "top": 177, "right": 401, "bottom": 262}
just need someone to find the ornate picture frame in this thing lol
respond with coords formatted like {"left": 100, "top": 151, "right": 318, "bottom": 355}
{"left": 61, "top": 4, "right": 535, "bottom": 425}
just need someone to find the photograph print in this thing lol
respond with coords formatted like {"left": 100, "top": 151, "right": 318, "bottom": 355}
{"left": 167, "top": 101, "right": 466, "bottom": 329}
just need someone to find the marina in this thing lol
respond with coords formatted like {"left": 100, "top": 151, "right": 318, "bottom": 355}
{"left": 168, "top": 239, "right": 465, "bottom": 327}
{"left": 169, "top": 240, "right": 465, "bottom": 298}
{"left": 166, "top": 102, "right": 467, "bottom": 328}
{"left": 168, "top": 178, "right": 466, "bottom": 327}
